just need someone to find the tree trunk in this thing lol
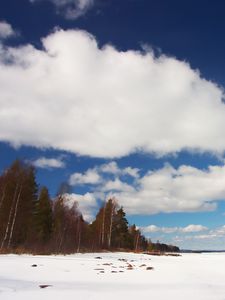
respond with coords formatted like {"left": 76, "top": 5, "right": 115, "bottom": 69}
{"left": 7, "top": 185, "right": 22, "bottom": 249}
{"left": 58, "top": 224, "right": 67, "bottom": 253}
{"left": 1, "top": 184, "right": 19, "bottom": 249}
{"left": 108, "top": 202, "right": 114, "bottom": 249}
{"left": 76, "top": 218, "right": 81, "bottom": 253}
{"left": 0, "top": 184, "right": 6, "bottom": 210}
{"left": 101, "top": 203, "right": 106, "bottom": 247}
{"left": 135, "top": 232, "right": 140, "bottom": 252}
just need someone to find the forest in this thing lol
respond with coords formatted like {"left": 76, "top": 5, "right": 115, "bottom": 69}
{"left": 0, "top": 160, "right": 179, "bottom": 254}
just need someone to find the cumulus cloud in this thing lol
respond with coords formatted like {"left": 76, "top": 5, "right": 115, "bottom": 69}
{"left": 101, "top": 178, "right": 135, "bottom": 193}
{"left": 69, "top": 168, "right": 101, "bottom": 185}
{"left": 123, "top": 167, "right": 140, "bottom": 178}
{"left": 182, "top": 224, "right": 208, "bottom": 233}
{"left": 31, "top": 0, "right": 94, "bottom": 19}
{"left": 142, "top": 224, "right": 208, "bottom": 234}
{"left": 192, "top": 225, "right": 225, "bottom": 240}
{"left": 32, "top": 156, "right": 66, "bottom": 168}
{"left": 63, "top": 192, "right": 97, "bottom": 221}
{"left": 69, "top": 161, "right": 140, "bottom": 187}
{"left": 141, "top": 224, "right": 217, "bottom": 250}
{"left": 169, "top": 225, "right": 225, "bottom": 250}
{"left": 68, "top": 161, "right": 225, "bottom": 215}
{"left": 1, "top": 28, "right": 225, "bottom": 158}
{"left": 110, "top": 164, "right": 225, "bottom": 215}
{"left": 0, "top": 21, "right": 16, "bottom": 39}
{"left": 100, "top": 161, "right": 140, "bottom": 178}
{"left": 68, "top": 162, "right": 225, "bottom": 215}
{"left": 100, "top": 162, "right": 121, "bottom": 175}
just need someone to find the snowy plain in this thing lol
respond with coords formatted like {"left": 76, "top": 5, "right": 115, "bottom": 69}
{"left": 0, "top": 252, "right": 225, "bottom": 300}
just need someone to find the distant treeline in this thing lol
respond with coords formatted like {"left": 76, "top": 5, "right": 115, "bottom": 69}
{"left": 0, "top": 160, "right": 179, "bottom": 254}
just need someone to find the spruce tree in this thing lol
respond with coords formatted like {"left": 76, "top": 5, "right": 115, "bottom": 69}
{"left": 112, "top": 207, "right": 129, "bottom": 249}
{"left": 35, "top": 187, "right": 52, "bottom": 244}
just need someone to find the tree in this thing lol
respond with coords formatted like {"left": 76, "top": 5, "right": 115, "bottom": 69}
{"left": 0, "top": 161, "right": 180, "bottom": 253}
{"left": 89, "top": 205, "right": 104, "bottom": 249}
{"left": 90, "top": 198, "right": 117, "bottom": 250}
{"left": 52, "top": 195, "right": 82, "bottom": 253}
{"left": 35, "top": 187, "right": 53, "bottom": 244}
{"left": 111, "top": 206, "right": 129, "bottom": 249}
{"left": 0, "top": 160, "right": 37, "bottom": 249}
{"left": 106, "top": 198, "right": 117, "bottom": 248}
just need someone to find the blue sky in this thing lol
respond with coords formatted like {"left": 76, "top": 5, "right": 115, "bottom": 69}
{"left": 1, "top": 0, "right": 225, "bottom": 250}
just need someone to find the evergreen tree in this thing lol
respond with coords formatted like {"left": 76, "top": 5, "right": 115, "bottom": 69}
{"left": 35, "top": 187, "right": 52, "bottom": 244}
{"left": 111, "top": 206, "right": 129, "bottom": 249}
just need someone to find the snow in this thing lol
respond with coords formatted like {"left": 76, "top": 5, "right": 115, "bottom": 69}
{"left": 0, "top": 252, "right": 225, "bottom": 299}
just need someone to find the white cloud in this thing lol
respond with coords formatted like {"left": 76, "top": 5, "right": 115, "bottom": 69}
{"left": 69, "top": 161, "right": 140, "bottom": 187}
{"left": 142, "top": 225, "right": 225, "bottom": 250}
{"left": 182, "top": 224, "right": 208, "bottom": 233}
{"left": 31, "top": 0, "right": 94, "bottom": 19}
{"left": 69, "top": 168, "right": 101, "bottom": 185}
{"left": 1, "top": 28, "right": 225, "bottom": 158}
{"left": 63, "top": 192, "right": 97, "bottom": 221}
{"left": 183, "top": 226, "right": 225, "bottom": 241}
{"left": 123, "top": 166, "right": 140, "bottom": 178}
{"left": 170, "top": 225, "right": 225, "bottom": 250}
{"left": 32, "top": 156, "right": 66, "bottom": 168}
{"left": 101, "top": 178, "right": 135, "bottom": 193}
{"left": 68, "top": 162, "right": 225, "bottom": 215}
{"left": 111, "top": 164, "right": 225, "bottom": 215}
{"left": 0, "top": 21, "right": 16, "bottom": 39}
{"left": 100, "top": 162, "right": 121, "bottom": 175}
{"left": 100, "top": 161, "right": 140, "bottom": 178}
{"left": 142, "top": 225, "right": 161, "bottom": 233}
{"left": 142, "top": 224, "right": 208, "bottom": 234}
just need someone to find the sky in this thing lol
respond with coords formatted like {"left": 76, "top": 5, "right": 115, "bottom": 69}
{"left": 0, "top": 0, "right": 225, "bottom": 250}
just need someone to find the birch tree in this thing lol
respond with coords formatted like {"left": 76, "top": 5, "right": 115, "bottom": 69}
{"left": 0, "top": 160, "right": 37, "bottom": 250}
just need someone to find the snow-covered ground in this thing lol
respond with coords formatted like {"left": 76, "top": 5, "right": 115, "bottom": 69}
{"left": 0, "top": 252, "right": 225, "bottom": 300}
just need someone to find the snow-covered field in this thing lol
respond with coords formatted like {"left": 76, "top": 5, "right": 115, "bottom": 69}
{"left": 0, "top": 252, "right": 225, "bottom": 300}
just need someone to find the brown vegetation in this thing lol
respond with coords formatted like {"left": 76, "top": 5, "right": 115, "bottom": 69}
{"left": 0, "top": 160, "right": 180, "bottom": 255}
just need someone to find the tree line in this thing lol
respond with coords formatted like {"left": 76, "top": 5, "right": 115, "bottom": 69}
{"left": 0, "top": 160, "right": 179, "bottom": 254}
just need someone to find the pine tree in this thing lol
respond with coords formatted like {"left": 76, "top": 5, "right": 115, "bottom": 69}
{"left": 35, "top": 187, "right": 52, "bottom": 244}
